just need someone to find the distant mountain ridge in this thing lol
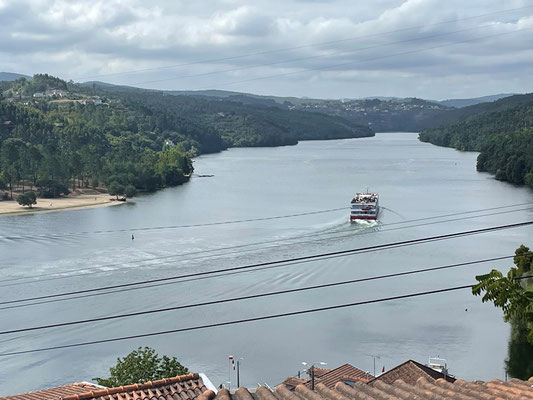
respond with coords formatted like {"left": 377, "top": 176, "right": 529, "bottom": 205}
{"left": 80, "top": 81, "right": 527, "bottom": 132}
{"left": 7, "top": 76, "right": 523, "bottom": 133}
{"left": 437, "top": 93, "right": 515, "bottom": 108}
{"left": 0, "top": 72, "right": 31, "bottom": 81}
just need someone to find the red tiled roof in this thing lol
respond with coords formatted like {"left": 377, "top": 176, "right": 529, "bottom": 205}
{"left": 282, "top": 377, "right": 308, "bottom": 390}
{"left": 311, "top": 367, "right": 331, "bottom": 378}
{"left": 216, "top": 375, "right": 533, "bottom": 400}
{"left": 0, "top": 382, "right": 100, "bottom": 400}
{"left": 305, "top": 363, "right": 374, "bottom": 388}
{"left": 368, "top": 359, "right": 456, "bottom": 386}
{"left": 60, "top": 373, "right": 208, "bottom": 400}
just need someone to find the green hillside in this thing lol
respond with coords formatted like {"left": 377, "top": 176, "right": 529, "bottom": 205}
{"left": 419, "top": 93, "right": 533, "bottom": 185}
{"left": 0, "top": 74, "right": 372, "bottom": 199}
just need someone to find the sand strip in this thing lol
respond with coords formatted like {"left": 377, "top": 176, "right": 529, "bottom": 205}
{"left": 0, "top": 193, "right": 124, "bottom": 216}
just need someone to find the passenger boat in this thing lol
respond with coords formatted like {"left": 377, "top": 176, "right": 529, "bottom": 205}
{"left": 350, "top": 191, "right": 379, "bottom": 221}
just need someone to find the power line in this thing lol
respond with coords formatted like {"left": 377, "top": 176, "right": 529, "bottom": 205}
{"left": 1, "top": 204, "right": 531, "bottom": 291}
{"left": 1, "top": 231, "right": 520, "bottom": 312}
{"left": 0, "top": 206, "right": 347, "bottom": 242}
{"left": 0, "top": 284, "right": 473, "bottom": 357}
{"left": 0, "top": 255, "right": 513, "bottom": 336}
{"left": 132, "top": 17, "right": 530, "bottom": 86}
{"left": 2, "top": 200, "right": 530, "bottom": 242}
{"left": 71, "top": 5, "right": 533, "bottom": 81}
{"left": 0, "top": 236, "right": 512, "bottom": 312}
{"left": 194, "top": 25, "right": 533, "bottom": 90}
{"left": 1, "top": 220, "right": 531, "bottom": 307}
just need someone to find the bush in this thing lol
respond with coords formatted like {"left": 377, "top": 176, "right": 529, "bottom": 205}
{"left": 17, "top": 191, "right": 37, "bottom": 208}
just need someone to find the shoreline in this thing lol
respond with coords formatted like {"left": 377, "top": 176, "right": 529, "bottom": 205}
{"left": 0, "top": 193, "right": 124, "bottom": 217}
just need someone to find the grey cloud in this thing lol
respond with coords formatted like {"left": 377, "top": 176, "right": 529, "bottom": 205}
{"left": 0, "top": 0, "right": 532, "bottom": 98}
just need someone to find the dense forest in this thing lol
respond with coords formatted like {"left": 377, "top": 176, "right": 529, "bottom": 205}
{"left": 0, "top": 74, "right": 372, "bottom": 199}
{"left": 419, "top": 93, "right": 533, "bottom": 186}
{"left": 167, "top": 89, "right": 455, "bottom": 132}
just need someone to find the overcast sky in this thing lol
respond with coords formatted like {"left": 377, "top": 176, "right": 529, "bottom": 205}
{"left": 1, "top": 0, "right": 532, "bottom": 99}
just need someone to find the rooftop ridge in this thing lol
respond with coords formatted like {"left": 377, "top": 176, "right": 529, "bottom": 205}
{"left": 0, "top": 382, "right": 101, "bottom": 400}
{"left": 61, "top": 372, "right": 200, "bottom": 400}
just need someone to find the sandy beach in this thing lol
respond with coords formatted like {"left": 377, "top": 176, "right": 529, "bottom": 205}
{"left": 0, "top": 192, "right": 123, "bottom": 216}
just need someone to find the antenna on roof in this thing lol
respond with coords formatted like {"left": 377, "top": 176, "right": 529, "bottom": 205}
{"left": 367, "top": 354, "right": 381, "bottom": 377}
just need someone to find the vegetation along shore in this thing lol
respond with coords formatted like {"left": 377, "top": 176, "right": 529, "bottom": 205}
{"left": 0, "top": 74, "right": 372, "bottom": 210}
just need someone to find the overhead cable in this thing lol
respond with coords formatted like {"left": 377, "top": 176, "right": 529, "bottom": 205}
{"left": 0, "top": 255, "right": 514, "bottom": 336}
{"left": 1, "top": 220, "right": 531, "bottom": 307}
{"left": 0, "top": 284, "right": 473, "bottom": 357}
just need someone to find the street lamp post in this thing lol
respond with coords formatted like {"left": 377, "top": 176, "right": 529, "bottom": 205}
{"left": 236, "top": 357, "right": 244, "bottom": 387}
{"left": 368, "top": 355, "right": 381, "bottom": 377}
{"left": 237, "top": 359, "right": 241, "bottom": 388}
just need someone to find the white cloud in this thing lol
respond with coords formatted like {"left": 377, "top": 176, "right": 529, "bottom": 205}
{"left": 0, "top": 0, "right": 532, "bottom": 98}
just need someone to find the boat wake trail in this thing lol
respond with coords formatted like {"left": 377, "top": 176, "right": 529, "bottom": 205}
{"left": 380, "top": 206, "right": 404, "bottom": 219}
{"left": 350, "top": 219, "right": 378, "bottom": 229}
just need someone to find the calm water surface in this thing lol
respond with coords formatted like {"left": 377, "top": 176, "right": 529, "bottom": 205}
{"left": 1, "top": 132, "right": 532, "bottom": 394}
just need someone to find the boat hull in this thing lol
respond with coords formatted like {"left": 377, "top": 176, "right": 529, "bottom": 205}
{"left": 350, "top": 215, "right": 377, "bottom": 221}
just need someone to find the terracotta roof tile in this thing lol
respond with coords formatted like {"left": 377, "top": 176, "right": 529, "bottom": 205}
{"left": 206, "top": 372, "right": 533, "bottom": 400}
{"left": 282, "top": 377, "right": 308, "bottom": 390}
{"left": 0, "top": 382, "right": 101, "bottom": 400}
{"left": 305, "top": 363, "right": 373, "bottom": 388}
{"left": 311, "top": 368, "right": 331, "bottom": 378}
{"left": 60, "top": 373, "right": 208, "bottom": 400}
{"left": 274, "top": 384, "right": 300, "bottom": 400}
{"left": 368, "top": 359, "right": 456, "bottom": 386}
{"left": 255, "top": 386, "right": 277, "bottom": 400}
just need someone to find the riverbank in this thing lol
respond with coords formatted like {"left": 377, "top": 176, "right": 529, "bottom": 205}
{"left": 0, "top": 192, "right": 123, "bottom": 216}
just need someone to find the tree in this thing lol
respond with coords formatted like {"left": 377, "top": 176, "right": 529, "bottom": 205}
{"left": 124, "top": 184, "right": 136, "bottom": 198}
{"left": 0, "top": 173, "right": 6, "bottom": 191}
{"left": 1, "top": 138, "right": 25, "bottom": 199}
{"left": 93, "top": 347, "right": 188, "bottom": 387}
{"left": 473, "top": 245, "right": 533, "bottom": 378}
{"left": 17, "top": 191, "right": 37, "bottom": 208}
{"left": 108, "top": 181, "right": 125, "bottom": 199}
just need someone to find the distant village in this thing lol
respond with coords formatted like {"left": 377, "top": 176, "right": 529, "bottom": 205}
{"left": 1, "top": 75, "right": 107, "bottom": 106}
{"left": 293, "top": 98, "right": 445, "bottom": 114}
{"left": 4, "top": 87, "right": 105, "bottom": 106}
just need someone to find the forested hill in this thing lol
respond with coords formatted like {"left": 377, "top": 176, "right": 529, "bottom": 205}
{"left": 418, "top": 93, "right": 533, "bottom": 186}
{"left": 0, "top": 74, "right": 372, "bottom": 199}
{"left": 104, "top": 90, "right": 374, "bottom": 149}
{"left": 165, "top": 89, "right": 454, "bottom": 132}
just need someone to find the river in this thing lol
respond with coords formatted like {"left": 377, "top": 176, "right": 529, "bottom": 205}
{"left": 1, "top": 132, "right": 532, "bottom": 395}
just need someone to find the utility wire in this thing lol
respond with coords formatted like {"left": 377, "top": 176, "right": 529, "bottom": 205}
{"left": 0, "top": 204, "right": 531, "bottom": 291}
{"left": 72, "top": 5, "right": 533, "bottom": 81}
{"left": 195, "top": 25, "right": 533, "bottom": 90}
{"left": 0, "top": 236, "right": 513, "bottom": 311}
{"left": 0, "top": 255, "right": 514, "bottom": 336}
{"left": 0, "top": 284, "right": 473, "bottom": 357}
{"left": 1, "top": 220, "right": 531, "bottom": 307}
{"left": 2, "top": 200, "right": 530, "bottom": 242}
{"left": 0, "top": 206, "right": 347, "bottom": 242}
{"left": 133, "top": 17, "right": 530, "bottom": 86}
